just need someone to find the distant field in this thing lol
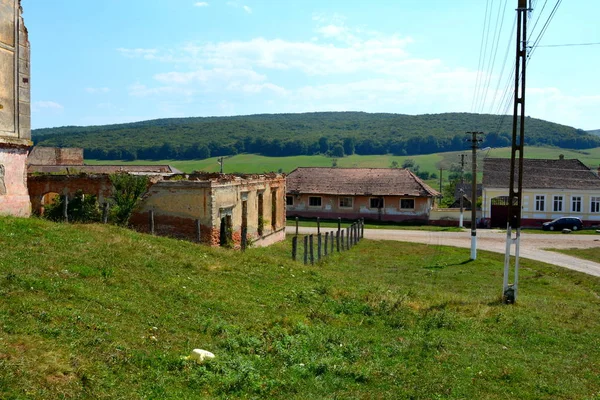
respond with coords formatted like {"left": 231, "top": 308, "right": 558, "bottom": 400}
{"left": 87, "top": 146, "right": 600, "bottom": 176}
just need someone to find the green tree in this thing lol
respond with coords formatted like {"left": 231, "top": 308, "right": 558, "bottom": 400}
{"left": 331, "top": 144, "right": 345, "bottom": 158}
{"left": 43, "top": 190, "right": 101, "bottom": 223}
{"left": 110, "top": 174, "right": 149, "bottom": 226}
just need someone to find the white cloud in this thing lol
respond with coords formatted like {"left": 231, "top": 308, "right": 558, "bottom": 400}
{"left": 528, "top": 87, "right": 600, "bottom": 130}
{"left": 85, "top": 87, "right": 110, "bottom": 94}
{"left": 226, "top": 1, "right": 252, "bottom": 14}
{"left": 243, "top": 5, "right": 252, "bottom": 14}
{"left": 193, "top": 2, "right": 209, "bottom": 6}
{"left": 32, "top": 101, "right": 64, "bottom": 111}
{"left": 117, "top": 48, "right": 159, "bottom": 60}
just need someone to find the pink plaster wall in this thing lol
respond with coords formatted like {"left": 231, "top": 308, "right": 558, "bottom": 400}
{"left": 0, "top": 147, "right": 31, "bottom": 216}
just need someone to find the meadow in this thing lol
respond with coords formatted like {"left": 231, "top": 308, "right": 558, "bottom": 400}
{"left": 86, "top": 146, "right": 600, "bottom": 175}
{"left": 1, "top": 217, "right": 599, "bottom": 399}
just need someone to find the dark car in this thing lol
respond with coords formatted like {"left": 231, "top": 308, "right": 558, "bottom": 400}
{"left": 542, "top": 217, "right": 583, "bottom": 231}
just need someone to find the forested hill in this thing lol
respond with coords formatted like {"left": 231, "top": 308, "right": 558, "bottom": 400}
{"left": 588, "top": 129, "right": 600, "bottom": 136}
{"left": 32, "top": 112, "right": 599, "bottom": 161}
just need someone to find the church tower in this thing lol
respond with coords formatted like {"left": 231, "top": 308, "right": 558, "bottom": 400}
{"left": 0, "top": 0, "right": 31, "bottom": 216}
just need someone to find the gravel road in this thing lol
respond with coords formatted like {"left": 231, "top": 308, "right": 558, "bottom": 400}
{"left": 292, "top": 227, "right": 600, "bottom": 278}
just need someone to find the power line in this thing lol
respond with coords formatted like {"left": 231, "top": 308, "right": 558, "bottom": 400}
{"left": 534, "top": 42, "right": 600, "bottom": 48}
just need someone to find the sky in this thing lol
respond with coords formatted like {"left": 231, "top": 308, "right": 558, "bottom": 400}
{"left": 22, "top": 0, "right": 600, "bottom": 131}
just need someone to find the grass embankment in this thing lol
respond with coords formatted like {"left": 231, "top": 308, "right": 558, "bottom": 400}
{"left": 1, "top": 217, "right": 600, "bottom": 399}
{"left": 550, "top": 247, "right": 600, "bottom": 264}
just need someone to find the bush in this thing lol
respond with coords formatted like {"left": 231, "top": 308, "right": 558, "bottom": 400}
{"left": 43, "top": 190, "right": 101, "bottom": 223}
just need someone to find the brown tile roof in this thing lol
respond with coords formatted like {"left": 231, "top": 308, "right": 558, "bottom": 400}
{"left": 286, "top": 167, "right": 440, "bottom": 197}
{"left": 28, "top": 164, "right": 180, "bottom": 175}
{"left": 483, "top": 158, "right": 600, "bottom": 190}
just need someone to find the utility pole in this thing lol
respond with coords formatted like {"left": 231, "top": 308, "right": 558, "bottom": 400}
{"left": 459, "top": 154, "right": 466, "bottom": 228}
{"left": 467, "top": 132, "right": 484, "bottom": 260}
{"left": 438, "top": 167, "right": 443, "bottom": 206}
{"left": 217, "top": 156, "right": 224, "bottom": 173}
{"left": 503, "top": 0, "right": 529, "bottom": 304}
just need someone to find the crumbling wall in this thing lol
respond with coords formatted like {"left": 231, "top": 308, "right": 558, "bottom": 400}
{"left": 0, "top": 0, "right": 31, "bottom": 216}
{"left": 28, "top": 147, "right": 84, "bottom": 166}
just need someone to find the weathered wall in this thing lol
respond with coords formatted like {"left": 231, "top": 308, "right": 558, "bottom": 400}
{"left": 0, "top": 0, "right": 31, "bottom": 216}
{"left": 286, "top": 194, "right": 433, "bottom": 223}
{"left": 0, "top": 146, "right": 29, "bottom": 215}
{"left": 28, "top": 147, "right": 84, "bottom": 166}
{"left": 28, "top": 174, "right": 113, "bottom": 215}
{"left": 130, "top": 181, "right": 214, "bottom": 242}
{"left": 130, "top": 174, "right": 286, "bottom": 247}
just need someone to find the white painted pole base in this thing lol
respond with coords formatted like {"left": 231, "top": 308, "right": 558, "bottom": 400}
{"left": 470, "top": 230, "right": 477, "bottom": 260}
{"left": 459, "top": 213, "right": 464, "bottom": 228}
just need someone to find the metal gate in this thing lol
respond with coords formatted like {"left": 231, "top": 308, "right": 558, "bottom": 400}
{"left": 490, "top": 196, "right": 512, "bottom": 228}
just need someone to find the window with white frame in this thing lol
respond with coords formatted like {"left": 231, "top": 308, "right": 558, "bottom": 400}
{"left": 591, "top": 197, "right": 600, "bottom": 213}
{"left": 571, "top": 196, "right": 582, "bottom": 213}
{"left": 339, "top": 197, "right": 353, "bottom": 208}
{"left": 534, "top": 195, "right": 545, "bottom": 212}
{"left": 400, "top": 198, "right": 415, "bottom": 209}
{"left": 370, "top": 197, "right": 384, "bottom": 209}
{"left": 308, "top": 196, "right": 322, "bottom": 207}
{"left": 553, "top": 195, "right": 563, "bottom": 212}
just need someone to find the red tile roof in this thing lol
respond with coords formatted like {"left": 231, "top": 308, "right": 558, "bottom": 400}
{"left": 286, "top": 167, "right": 439, "bottom": 197}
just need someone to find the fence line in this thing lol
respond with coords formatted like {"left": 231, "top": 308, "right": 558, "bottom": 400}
{"left": 291, "top": 218, "right": 365, "bottom": 264}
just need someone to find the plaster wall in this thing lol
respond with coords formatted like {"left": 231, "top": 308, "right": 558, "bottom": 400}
{"left": 483, "top": 187, "right": 600, "bottom": 226}
{"left": 0, "top": 146, "right": 29, "bottom": 216}
{"left": 287, "top": 194, "right": 432, "bottom": 222}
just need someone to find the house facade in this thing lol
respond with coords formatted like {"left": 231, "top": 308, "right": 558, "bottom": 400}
{"left": 286, "top": 167, "right": 439, "bottom": 223}
{"left": 482, "top": 157, "right": 600, "bottom": 228}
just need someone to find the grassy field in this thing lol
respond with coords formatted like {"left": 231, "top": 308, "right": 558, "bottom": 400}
{"left": 1, "top": 217, "right": 600, "bottom": 399}
{"left": 86, "top": 146, "right": 600, "bottom": 175}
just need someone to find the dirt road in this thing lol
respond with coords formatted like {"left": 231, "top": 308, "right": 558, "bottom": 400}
{"left": 292, "top": 227, "right": 600, "bottom": 278}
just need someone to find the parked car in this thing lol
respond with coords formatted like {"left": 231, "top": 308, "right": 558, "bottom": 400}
{"left": 542, "top": 217, "right": 583, "bottom": 231}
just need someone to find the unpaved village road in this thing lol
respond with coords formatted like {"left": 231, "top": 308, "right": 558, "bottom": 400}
{"left": 291, "top": 227, "right": 600, "bottom": 278}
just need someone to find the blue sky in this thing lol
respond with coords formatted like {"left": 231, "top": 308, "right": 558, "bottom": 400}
{"left": 23, "top": 0, "right": 600, "bottom": 130}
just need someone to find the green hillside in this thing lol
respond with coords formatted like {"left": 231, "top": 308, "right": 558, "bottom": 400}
{"left": 86, "top": 146, "right": 600, "bottom": 175}
{"left": 32, "top": 112, "right": 599, "bottom": 161}
{"left": 589, "top": 129, "right": 600, "bottom": 136}
{"left": 1, "top": 217, "right": 600, "bottom": 399}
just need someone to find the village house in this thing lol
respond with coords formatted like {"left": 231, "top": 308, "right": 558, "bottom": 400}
{"left": 482, "top": 157, "right": 600, "bottom": 228}
{"left": 286, "top": 167, "right": 439, "bottom": 223}
{"left": 0, "top": 1, "right": 31, "bottom": 217}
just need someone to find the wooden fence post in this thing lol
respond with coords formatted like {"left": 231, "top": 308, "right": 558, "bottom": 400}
{"left": 346, "top": 227, "right": 350, "bottom": 249}
{"left": 304, "top": 236, "right": 308, "bottom": 265}
{"left": 331, "top": 231, "right": 335, "bottom": 254}
{"left": 324, "top": 232, "right": 329, "bottom": 256}
{"left": 361, "top": 218, "right": 364, "bottom": 238}
{"left": 102, "top": 202, "right": 109, "bottom": 224}
{"left": 63, "top": 194, "right": 69, "bottom": 223}
{"left": 196, "top": 219, "right": 202, "bottom": 243}
{"left": 149, "top": 210, "right": 155, "bottom": 235}
{"left": 337, "top": 217, "right": 341, "bottom": 235}
{"left": 292, "top": 236, "right": 298, "bottom": 261}
{"left": 341, "top": 230, "right": 345, "bottom": 251}
{"left": 295, "top": 217, "right": 299, "bottom": 236}
{"left": 317, "top": 217, "right": 320, "bottom": 235}
{"left": 336, "top": 230, "right": 340, "bottom": 252}
{"left": 309, "top": 234, "right": 314, "bottom": 265}
{"left": 317, "top": 233, "right": 322, "bottom": 262}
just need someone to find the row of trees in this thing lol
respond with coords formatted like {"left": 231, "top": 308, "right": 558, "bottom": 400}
{"left": 83, "top": 133, "right": 505, "bottom": 161}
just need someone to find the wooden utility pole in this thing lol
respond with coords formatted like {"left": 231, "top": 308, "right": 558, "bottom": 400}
{"left": 503, "top": 0, "right": 529, "bottom": 304}
{"left": 467, "top": 132, "right": 484, "bottom": 260}
{"left": 218, "top": 157, "right": 224, "bottom": 173}
{"left": 459, "top": 154, "right": 466, "bottom": 228}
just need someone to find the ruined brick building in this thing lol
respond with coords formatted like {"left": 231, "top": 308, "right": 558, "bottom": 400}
{"left": 0, "top": 0, "right": 31, "bottom": 216}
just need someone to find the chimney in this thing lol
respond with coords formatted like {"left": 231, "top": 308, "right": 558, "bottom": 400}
{"left": 559, "top": 154, "right": 564, "bottom": 160}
